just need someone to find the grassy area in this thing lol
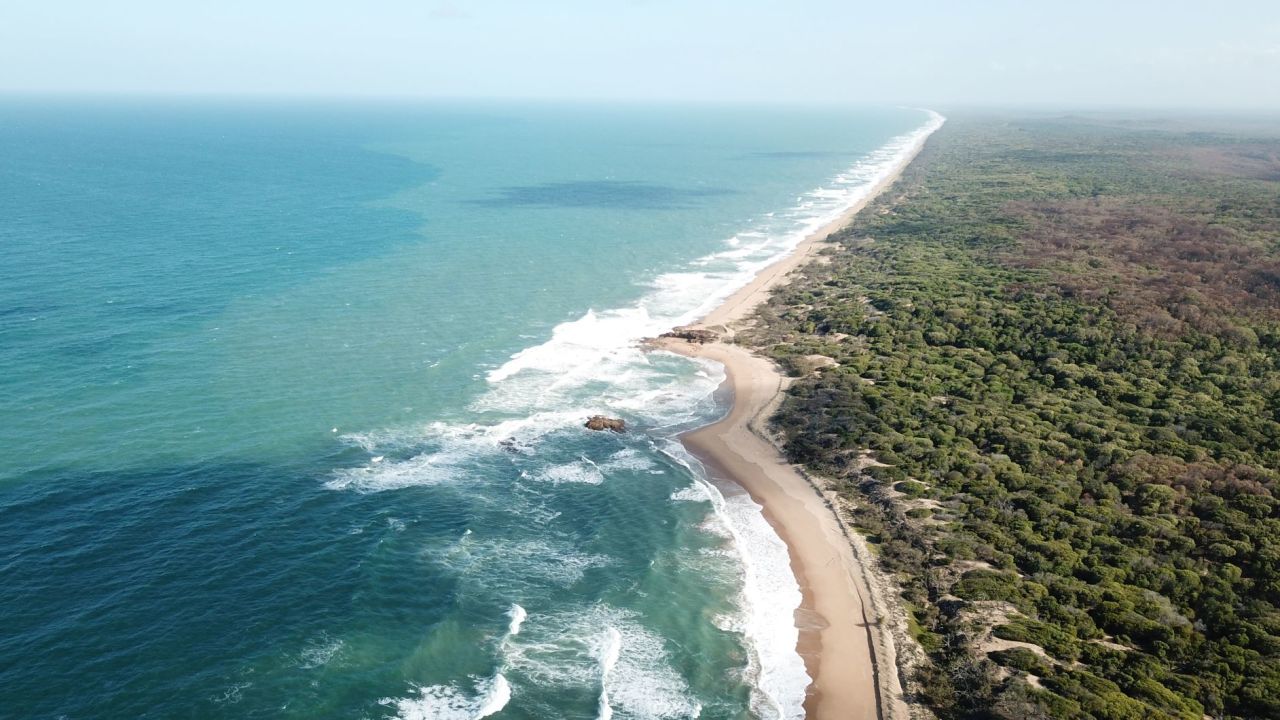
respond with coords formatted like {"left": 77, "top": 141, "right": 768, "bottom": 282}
{"left": 743, "top": 113, "right": 1280, "bottom": 719}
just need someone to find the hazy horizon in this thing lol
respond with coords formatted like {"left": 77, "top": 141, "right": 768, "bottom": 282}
{"left": 2, "top": 1, "right": 1278, "bottom": 109}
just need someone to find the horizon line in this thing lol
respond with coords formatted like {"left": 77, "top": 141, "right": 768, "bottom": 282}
{"left": 1, "top": 91, "right": 1279, "bottom": 115}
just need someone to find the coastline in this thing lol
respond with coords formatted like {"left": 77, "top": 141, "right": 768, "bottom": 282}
{"left": 654, "top": 115, "right": 941, "bottom": 720}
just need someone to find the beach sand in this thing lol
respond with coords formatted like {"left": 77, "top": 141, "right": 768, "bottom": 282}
{"left": 651, "top": 127, "right": 937, "bottom": 719}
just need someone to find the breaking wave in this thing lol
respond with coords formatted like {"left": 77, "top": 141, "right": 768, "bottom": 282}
{"left": 340, "top": 110, "right": 944, "bottom": 718}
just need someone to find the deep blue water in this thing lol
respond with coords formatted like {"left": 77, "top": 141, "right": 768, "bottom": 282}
{"left": 0, "top": 99, "right": 933, "bottom": 719}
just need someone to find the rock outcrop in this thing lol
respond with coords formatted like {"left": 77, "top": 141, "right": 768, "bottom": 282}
{"left": 584, "top": 415, "right": 626, "bottom": 432}
{"left": 659, "top": 326, "right": 719, "bottom": 344}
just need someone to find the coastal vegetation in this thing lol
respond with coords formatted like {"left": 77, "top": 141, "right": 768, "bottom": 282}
{"left": 743, "top": 114, "right": 1280, "bottom": 719}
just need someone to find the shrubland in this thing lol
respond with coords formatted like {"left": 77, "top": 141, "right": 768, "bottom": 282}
{"left": 744, "top": 114, "right": 1280, "bottom": 719}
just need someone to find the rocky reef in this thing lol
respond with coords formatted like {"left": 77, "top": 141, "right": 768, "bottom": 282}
{"left": 584, "top": 415, "right": 626, "bottom": 432}
{"left": 659, "top": 326, "right": 719, "bottom": 344}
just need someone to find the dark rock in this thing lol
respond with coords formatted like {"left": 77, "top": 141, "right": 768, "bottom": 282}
{"left": 499, "top": 437, "right": 529, "bottom": 454}
{"left": 584, "top": 415, "right": 626, "bottom": 432}
{"left": 659, "top": 326, "right": 719, "bottom": 344}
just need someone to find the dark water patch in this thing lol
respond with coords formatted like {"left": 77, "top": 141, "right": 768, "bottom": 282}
{"left": 747, "top": 150, "right": 857, "bottom": 159}
{"left": 0, "top": 310, "right": 51, "bottom": 336}
{"left": 112, "top": 299, "right": 207, "bottom": 318}
{"left": 0, "top": 305, "right": 57, "bottom": 319}
{"left": 469, "top": 180, "right": 733, "bottom": 210}
{"left": 0, "top": 460, "right": 471, "bottom": 719}
{"left": 0, "top": 101, "right": 443, "bottom": 325}
{"left": 53, "top": 329, "right": 136, "bottom": 359}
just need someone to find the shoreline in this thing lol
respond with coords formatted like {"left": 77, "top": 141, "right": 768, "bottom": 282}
{"left": 654, "top": 115, "right": 941, "bottom": 720}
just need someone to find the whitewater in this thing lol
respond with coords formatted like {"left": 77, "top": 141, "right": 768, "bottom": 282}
{"left": 0, "top": 100, "right": 938, "bottom": 720}
{"left": 339, "top": 111, "right": 944, "bottom": 719}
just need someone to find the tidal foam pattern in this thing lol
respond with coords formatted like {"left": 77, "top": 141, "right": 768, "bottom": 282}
{"left": 338, "top": 110, "right": 945, "bottom": 719}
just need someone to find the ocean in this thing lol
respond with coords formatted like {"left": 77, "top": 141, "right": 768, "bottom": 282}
{"left": 0, "top": 98, "right": 937, "bottom": 719}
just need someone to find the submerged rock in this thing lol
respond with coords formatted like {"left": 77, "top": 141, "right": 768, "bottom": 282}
{"left": 584, "top": 415, "right": 626, "bottom": 432}
{"left": 499, "top": 437, "right": 532, "bottom": 454}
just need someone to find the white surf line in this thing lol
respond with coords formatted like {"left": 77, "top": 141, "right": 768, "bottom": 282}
{"left": 506, "top": 603, "right": 528, "bottom": 638}
{"left": 596, "top": 626, "right": 623, "bottom": 720}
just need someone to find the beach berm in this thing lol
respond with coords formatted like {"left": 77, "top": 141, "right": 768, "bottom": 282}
{"left": 649, "top": 113, "right": 941, "bottom": 720}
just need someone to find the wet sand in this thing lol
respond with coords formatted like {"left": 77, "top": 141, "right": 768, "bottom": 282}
{"left": 651, "top": 119, "right": 938, "bottom": 719}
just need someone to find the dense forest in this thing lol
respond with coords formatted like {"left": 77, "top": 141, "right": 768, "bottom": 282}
{"left": 743, "top": 115, "right": 1280, "bottom": 719}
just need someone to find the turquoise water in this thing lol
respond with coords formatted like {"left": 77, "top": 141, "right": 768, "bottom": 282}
{"left": 0, "top": 99, "right": 935, "bottom": 719}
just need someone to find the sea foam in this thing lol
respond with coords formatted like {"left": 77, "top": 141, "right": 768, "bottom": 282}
{"left": 342, "top": 110, "right": 945, "bottom": 717}
{"left": 504, "top": 604, "right": 702, "bottom": 720}
{"left": 381, "top": 673, "right": 511, "bottom": 720}
{"left": 384, "top": 605, "right": 525, "bottom": 720}
{"left": 507, "top": 604, "right": 528, "bottom": 638}
{"left": 596, "top": 626, "right": 622, "bottom": 720}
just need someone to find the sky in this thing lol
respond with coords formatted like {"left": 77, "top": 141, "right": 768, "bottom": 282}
{"left": 1, "top": 0, "right": 1278, "bottom": 108}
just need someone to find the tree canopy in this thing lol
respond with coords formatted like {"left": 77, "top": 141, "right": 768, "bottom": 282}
{"left": 745, "top": 114, "right": 1280, "bottom": 719}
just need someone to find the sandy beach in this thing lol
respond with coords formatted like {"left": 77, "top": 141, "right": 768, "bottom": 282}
{"left": 652, "top": 122, "right": 939, "bottom": 719}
